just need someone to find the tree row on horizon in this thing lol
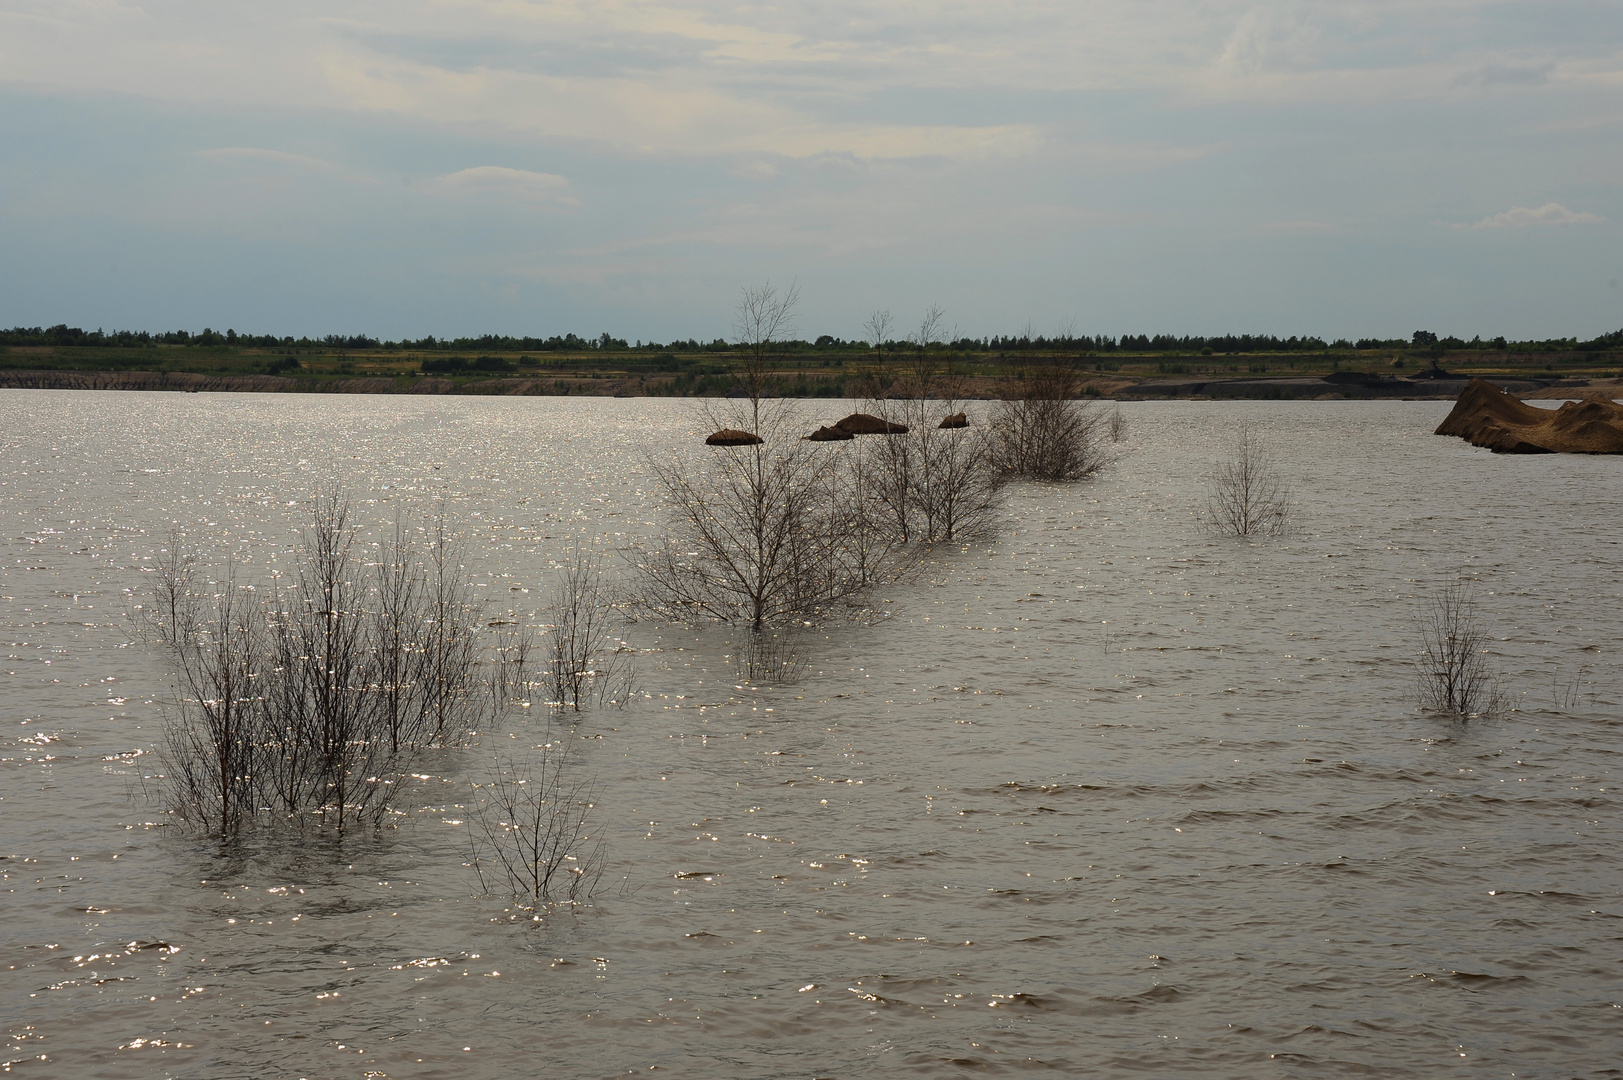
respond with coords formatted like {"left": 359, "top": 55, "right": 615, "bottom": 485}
{"left": 4, "top": 323, "right": 1621, "bottom": 355}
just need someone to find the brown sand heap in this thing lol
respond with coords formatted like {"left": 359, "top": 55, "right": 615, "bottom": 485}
{"left": 835, "top": 412, "right": 909, "bottom": 435}
{"left": 1436, "top": 379, "right": 1623, "bottom": 454}
{"left": 938, "top": 411, "right": 969, "bottom": 429}
{"left": 803, "top": 425, "right": 854, "bottom": 441}
{"left": 705, "top": 429, "right": 763, "bottom": 446}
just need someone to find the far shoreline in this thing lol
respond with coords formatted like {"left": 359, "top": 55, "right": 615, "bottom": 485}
{"left": 4, "top": 367, "right": 1619, "bottom": 402}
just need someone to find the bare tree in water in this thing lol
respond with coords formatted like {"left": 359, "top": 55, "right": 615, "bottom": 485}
{"left": 986, "top": 356, "right": 1110, "bottom": 481}
{"left": 855, "top": 309, "right": 897, "bottom": 400}
{"left": 731, "top": 280, "right": 799, "bottom": 432}
{"left": 132, "top": 527, "right": 200, "bottom": 646}
{"left": 544, "top": 549, "right": 634, "bottom": 710}
{"left": 156, "top": 493, "right": 516, "bottom": 836}
{"left": 163, "top": 559, "right": 264, "bottom": 835}
{"left": 639, "top": 407, "right": 901, "bottom": 632}
{"left": 467, "top": 725, "right": 605, "bottom": 910}
{"left": 1416, "top": 583, "right": 1502, "bottom": 717}
{"left": 1204, "top": 426, "right": 1291, "bottom": 538}
{"left": 857, "top": 307, "right": 1001, "bottom": 545}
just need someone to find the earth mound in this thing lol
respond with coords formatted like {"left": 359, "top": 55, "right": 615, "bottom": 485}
{"left": 938, "top": 412, "right": 969, "bottom": 429}
{"left": 705, "top": 429, "right": 763, "bottom": 446}
{"left": 803, "top": 425, "right": 854, "bottom": 441}
{"left": 1435, "top": 379, "right": 1623, "bottom": 454}
{"left": 835, "top": 412, "right": 909, "bottom": 435}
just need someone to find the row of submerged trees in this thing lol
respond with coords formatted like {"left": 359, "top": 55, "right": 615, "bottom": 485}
{"left": 633, "top": 285, "right": 1121, "bottom": 681}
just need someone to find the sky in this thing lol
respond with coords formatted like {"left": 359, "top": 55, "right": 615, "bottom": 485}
{"left": 1, "top": 0, "right": 1620, "bottom": 342}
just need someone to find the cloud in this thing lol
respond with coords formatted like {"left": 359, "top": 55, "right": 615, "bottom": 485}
{"left": 729, "top": 160, "right": 782, "bottom": 181}
{"left": 5, "top": 1, "right": 1607, "bottom": 166}
{"left": 1452, "top": 60, "right": 1553, "bottom": 88}
{"left": 1459, "top": 203, "right": 1605, "bottom": 230}
{"left": 419, "top": 166, "right": 579, "bottom": 206}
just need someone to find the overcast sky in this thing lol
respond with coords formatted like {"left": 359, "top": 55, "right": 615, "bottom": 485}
{"left": 2, "top": 1, "right": 1619, "bottom": 341}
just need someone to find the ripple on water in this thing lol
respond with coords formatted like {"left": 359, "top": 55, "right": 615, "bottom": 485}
{"left": 0, "top": 393, "right": 1620, "bottom": 1078}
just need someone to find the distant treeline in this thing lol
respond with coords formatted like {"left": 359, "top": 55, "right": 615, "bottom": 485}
{"left": 4, "top": 324, "right": 1622, "bottom": 354}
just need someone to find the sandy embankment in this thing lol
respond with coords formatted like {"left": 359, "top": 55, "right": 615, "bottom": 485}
{"left": 1517, "top": 379, "right": 1623, "bottom": 401}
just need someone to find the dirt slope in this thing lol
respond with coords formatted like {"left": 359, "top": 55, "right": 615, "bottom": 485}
{"left": 1435, "top": 378, "right": 1623, "bottom": 453}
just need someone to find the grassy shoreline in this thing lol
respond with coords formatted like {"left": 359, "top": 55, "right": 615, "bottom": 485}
{"left": 2, "top": 342, "right": 1620, "bottom": 399}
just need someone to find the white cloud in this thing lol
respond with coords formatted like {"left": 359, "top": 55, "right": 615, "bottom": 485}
{"left": 729, "top": 161, "right": 782, "bottom": 181}
{"left": 420, "top": 165, "right": 579, "bottom": 206}
{"left": 5, "top": 1, "right": 1604, "bottom": 164}
{"left": 1459, "top": 203, "right": 1605, "bottom": 229}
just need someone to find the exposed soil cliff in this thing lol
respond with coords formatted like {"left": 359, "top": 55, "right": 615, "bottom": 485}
{"left": 1435, "top": 378, "right": 1623, "bottom": 454}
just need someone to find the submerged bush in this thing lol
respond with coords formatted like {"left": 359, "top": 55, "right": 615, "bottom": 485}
{"left": 1204, "top": 425, "right": 1291, "bottom": 538}
{"left": 467, "top": 728, "right": 605, "bottom": 910}
{"left": 637, "top": 399, "right": 916, "bottom": 633}
{"left": 544, "top": 550, "right": 635, "bottom": 710}
{"left": 1416, "top": 583, "right": 1502, "bottom": 717}
{"left": 154, "top": 494, "right": 521, "bottom": 836}
{"left": 986, "top": 359, "right": 1110, "bottom": 481}
{"left": 859, "top": 398, "right": 1003, "bottom": 546}
{"left": 636, "top": 296, "right": 1113, "bottom": 678}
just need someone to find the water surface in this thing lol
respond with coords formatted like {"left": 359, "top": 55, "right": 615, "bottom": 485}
{"left": 2, "top": 391, "right": 1619, "bottom": 1078}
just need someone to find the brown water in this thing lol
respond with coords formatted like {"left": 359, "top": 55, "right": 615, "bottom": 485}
{"left": 2, "top": 391, "right": 1620, "bottom": 1079}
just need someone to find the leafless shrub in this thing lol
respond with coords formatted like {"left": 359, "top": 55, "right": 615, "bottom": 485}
{"left": 986, "top": 358, "right": 1110, "bottom": 481}
{"left": 544, "top": 550, "right": 634, "bottom": 710}
{"left": 734, "top": 628, "right": 803, "bottom": 684}
{"left": 902, "top": 304, "right": 949, "bottom": 397}
{"left": 155, "top": 493, "right": 512, "bottom": 837}
{"left": 132, "top": 527, "right": 200, "bottom": 646}
{"left": 163, "top": 560, "right": 265, "bottom": 835}
{"left": 1204, "top": 426, "right": 1291, "bottom": 538}
{"left": 413, "top": 518, "right": 489, "bottom": 742}
{"left": 1416, "top": 584, "right": 1503, "bottom": 717}
{"left": 863, "top": 309, "right": 893, "bottom": 354}
{"left": 467, "top": 732, "right": 605, "bottom": 910}
{"left": 858, "top": 398, "right": 1002, "bottom": 545}
{"left": 853, "top": 309, "right": 898, "bottom": 400}
{"left": 731, "top": 280, "right": 799, "bottom": 428}
{"left": 844, "top": 306, "right": 1003, "bottom": 546}
{"left": 638, "top": 399, "right": 920, "bottom": 633}
{"left": 1110, "top": 407, "right": 1128, "bottom": 442}
{"left": 369, "top": 519, "right": 425, "bottom": 751}
{"left": 1550, "top": 667, "right": 1593, "bottom": 711}
{"left": 823, "top": 444, "right": 919, "bottom": 591}
{"left": 485, "top": 617, "right": 536, "bottom": 717}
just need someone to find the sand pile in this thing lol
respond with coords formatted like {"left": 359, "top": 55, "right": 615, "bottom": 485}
{"left": 705, "top": 429, "right": 763, "bottom": 446}
{"left": 1435, "top": 379, "right": 1623, "bottom": 454}
{"left": 835, "top": 413, "right": 909, "bottom": 435}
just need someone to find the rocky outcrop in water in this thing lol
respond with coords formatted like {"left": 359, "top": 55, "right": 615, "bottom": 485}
{"left": 705, "top": 429, "right": 764, "bottom": 446}
{"left": 835, "top": 412, "right": 908, "bottom": 435}
{"left": 938, "top": 412, "right": 969, "bottom": 428}
{"left": 1435, "top": 378, "right": 1623, "bottom": 454}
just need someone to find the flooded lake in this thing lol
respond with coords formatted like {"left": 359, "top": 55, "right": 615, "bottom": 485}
{"left": 2, "top": 391, "right": 1619, "bottom": 1079}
